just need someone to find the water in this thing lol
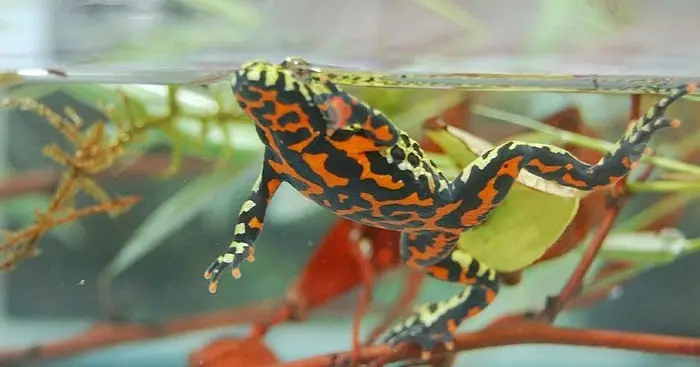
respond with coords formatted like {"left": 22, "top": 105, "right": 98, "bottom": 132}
{"left": 2, "top": 1, "right": 700, "bottom": 367}
{"left": 3, "top": 0, "right": 700, "bottom": 92}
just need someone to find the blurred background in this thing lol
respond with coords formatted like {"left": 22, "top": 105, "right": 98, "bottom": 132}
{"left": 1, "top": 1, "right": 700, "bottom": 366}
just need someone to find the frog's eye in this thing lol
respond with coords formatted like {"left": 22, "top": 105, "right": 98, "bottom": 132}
{"left": 282, "top": 56, "right": 311, "bottom": 69}
{"left": 291, "top": 68, "right": 311, "bottom": 82}
{"left": 283, "top": 57, "right": 320, "bottom": 84}
{"left": 290, "top": 67, "right": 314, "bottom": 84}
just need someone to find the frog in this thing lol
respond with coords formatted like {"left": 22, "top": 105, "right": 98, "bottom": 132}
{"left": 203, "top": 57, "right": 694, "bottom": 359}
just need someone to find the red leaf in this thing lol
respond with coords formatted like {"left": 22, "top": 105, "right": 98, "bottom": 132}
{"left": 420, "top": 99, "right": 471, "bottom": 152}
{"left": 286, "top": 220, "right": 401, "bottom": 315}
{"left": 188, "top": 337, "right": 279, "bottom": 367}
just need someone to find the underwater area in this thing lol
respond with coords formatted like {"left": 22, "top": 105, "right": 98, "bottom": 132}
{"left": 2, "top": 1, "right": 700, "bottom": 366}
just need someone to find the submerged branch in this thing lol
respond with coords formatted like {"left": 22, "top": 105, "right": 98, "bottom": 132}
{"left": 0, "top": 299, "right": 280, "bottom": 365}
{"left": 0, "top": 154, "right": 214, "bottom": 199}
{"left": 274, "top": 323, "right": 700, "bottom": 367}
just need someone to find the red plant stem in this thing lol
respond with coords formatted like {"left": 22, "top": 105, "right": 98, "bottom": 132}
{"left": 543, "top": 202, "right": 622, "bottom": 320}
{"left": 630, "top": 94, "right": 641, "bottom": 122}
{"left": 249, "top": 303, "right": 295, "bottom": 338}
{"left": 563, "top": 261, "right": 635, "bottom": 310}
{"left": 275, "top": 323, "right": 700, "bottom": 367}
{"left": 348, "top": 236, "right": 375, "bottom": 367}
{"left": 0, "top": 299, "right": 280, "bottom": 365}
{"left": 364, "top": 271, "right": 425, "bottom": 346}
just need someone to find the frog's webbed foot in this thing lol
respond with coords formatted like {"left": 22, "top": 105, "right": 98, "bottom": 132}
{"left": 383, "top": 306, "right": 457, "bottom": 360}
{"left": 382, "top": 281, "right": 497, "bottom": 360}
{"left": 393, "top": 234, "right": 500, "bottom": 361}
{"left": 204, "top": 242, "right": 256, "bottom": 294}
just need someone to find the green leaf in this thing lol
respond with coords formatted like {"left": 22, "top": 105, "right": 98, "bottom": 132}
{"left": 181, "top": 0, "right": 261, "bottom": 26}
{"left": 425, "top": 152, "right": 460, "bottom": 178}
{"left": 98, "top": 171, "right": 239, "bottom": 282}
{"left": 350, "top": 88, "right": 467, "bottom": 136}
{"left": 7, "top": 84, "right": 63, "bottom": 100}
{"left": 425, "top": 125, "right": 581, "bottom": 272}
{"left": 616, "top": 193, "right": 699, "bottom": 232}
{"left": 208, "top": 80, "right": 238, "bottom": 113}
{"left": 60, "top": 85, "right": 135, "bottom": 113}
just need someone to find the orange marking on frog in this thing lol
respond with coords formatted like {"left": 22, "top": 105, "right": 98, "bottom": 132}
{"left": 302, "top": 152, "right": 349, "bottom": 188}
{"left": 527, "top": 158, "right": 561, "bottom": 173}
{"left": 461, "top": 157, "right": 523, "bottom": 226}
{"left": 405, "top": 232, "right": 455, "bottom": 269}
{"left": 248, "top": 217, "right": 263, "bottom": 230}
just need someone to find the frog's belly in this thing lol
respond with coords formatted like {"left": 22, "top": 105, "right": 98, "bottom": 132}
{"left": 305, "top": 191, "right": 440, "bottom": 232}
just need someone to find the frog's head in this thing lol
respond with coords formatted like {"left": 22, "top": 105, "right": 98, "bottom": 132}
{"left": 230, "top": 58, "right": 340, "bottom": 140}
{"left": 231, "top": 57, "right": 334, "bottom": 107}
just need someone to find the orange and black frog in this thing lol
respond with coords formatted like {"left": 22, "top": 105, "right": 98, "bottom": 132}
{"left": 203, "top": 57, "right": 694, "bottom": 359}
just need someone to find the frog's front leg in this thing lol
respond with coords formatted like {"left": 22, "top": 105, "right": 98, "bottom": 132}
{"left": 313, "top": 91, "right": 400, "bottom": 149}
{"left": 204, "top": 157, "right": 282, "bottom": 293}
{"left": 384, "top": 231, "right": 500, "bottom": 359}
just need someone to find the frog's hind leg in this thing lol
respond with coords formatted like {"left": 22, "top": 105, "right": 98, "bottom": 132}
{"left": 382, "top": 84, "right": 694, "bottom": 359}
{"left": 443, "top": 83, "right": 694, "bottom": 231}
{"left": 385, "top": 231, "right": 500, "bottom": 359}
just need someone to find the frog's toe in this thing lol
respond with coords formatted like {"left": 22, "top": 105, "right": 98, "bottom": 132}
{"left": 204, "top": 243, "right": 255, "bottom": 294}
{"left": 383, "top": 311, "right": 456, "bottom": 360}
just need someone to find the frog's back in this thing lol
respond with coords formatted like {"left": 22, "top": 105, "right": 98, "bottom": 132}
{"left": 271, "top": 128, "right": 450, "bottom": 229}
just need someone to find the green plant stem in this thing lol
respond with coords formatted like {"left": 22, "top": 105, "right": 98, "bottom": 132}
{"left": 626, "top": 180, "right": 700, "bottom": 193}
{"left": 616, "top": 193, "right": 700, "bottom": 232}
{"left": 579, "top": 262, "right": 652, "bottom": 297}
{"left": 581, "top": 237, "right": 700, "bottom": 297}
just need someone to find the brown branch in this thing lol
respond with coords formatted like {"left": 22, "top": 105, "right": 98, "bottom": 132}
{"left": 274, "top": 323, "right": 700, "bottom": 367}
{"left": 2, "top": 195, "right": 140, "bottom": 248}
{"left": 0, "top": 154, "right": 214, "bottom": 199}
{"left": 0, "top": 299, "right": 281, "bottom": 365}
{"left": 1, "top": 195, "right": 142, "bottom": 271}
